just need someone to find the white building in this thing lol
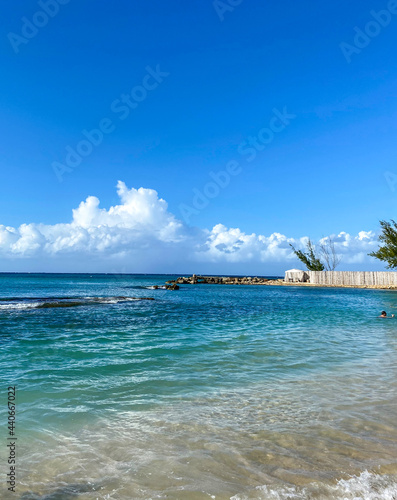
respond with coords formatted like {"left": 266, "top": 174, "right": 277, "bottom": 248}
{"left": 284, "top": 269, "right": 309, "bottom": 283}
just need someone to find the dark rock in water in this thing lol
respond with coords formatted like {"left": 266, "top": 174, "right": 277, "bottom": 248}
{"left": 166, "top": 283, "right": 179, "bottom": 290}
{"left": 171, "top": 275, "right": 273, "bottom": 286}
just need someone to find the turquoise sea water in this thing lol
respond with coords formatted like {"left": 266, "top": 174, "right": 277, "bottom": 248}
{"left": 1, "top": 273, "right": 397, "bottom": 499}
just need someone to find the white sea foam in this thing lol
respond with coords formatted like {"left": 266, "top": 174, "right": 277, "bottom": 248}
{"left": 232, "top": 471, "right": 397, "bottom": 500}
{"left": 0, "top": 301, "right": 41, "bottom": 310}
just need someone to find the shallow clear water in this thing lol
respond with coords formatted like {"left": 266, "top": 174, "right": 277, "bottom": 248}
{"left": 0, "top": 274, "right": 397, "bottom": 499}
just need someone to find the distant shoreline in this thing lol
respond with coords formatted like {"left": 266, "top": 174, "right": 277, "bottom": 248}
{"left": 167, "top": 275, "right": 397, "bottom": 290}
{"left": 0, "top": 272, "right": 282, "bottom": 278}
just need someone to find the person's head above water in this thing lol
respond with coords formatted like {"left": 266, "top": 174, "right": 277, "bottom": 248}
{"left": 379, "top": 311, "right": 394, "bottom": 318}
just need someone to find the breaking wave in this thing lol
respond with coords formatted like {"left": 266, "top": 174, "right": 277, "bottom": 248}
{"left": 0, "top": 296, "right": 154, "bottom": 311}
{"left": 124, "top": 285, "right": 167, "bottom": 290}
{"left": 231, "top": 471, "right": 397, "bottom": 500}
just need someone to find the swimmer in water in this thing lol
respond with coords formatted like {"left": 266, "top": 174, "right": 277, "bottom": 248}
{"left": 379, "top": 310, "right": 395, "bottom": 318}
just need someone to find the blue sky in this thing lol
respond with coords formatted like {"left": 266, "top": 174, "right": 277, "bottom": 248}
{"left": 1, "top": 0, "right": 397, "bottom": 273}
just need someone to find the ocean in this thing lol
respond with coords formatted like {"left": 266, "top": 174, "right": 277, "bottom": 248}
{"left": 0, "top": 273, "right": 397, "bottom": 499}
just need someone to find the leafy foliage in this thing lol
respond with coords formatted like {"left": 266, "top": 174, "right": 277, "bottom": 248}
{"left": 290, "top": 239, "right": 325, "bottom": 271}
{"left": 368, "top": 219, "right": 397, "bottom": 269}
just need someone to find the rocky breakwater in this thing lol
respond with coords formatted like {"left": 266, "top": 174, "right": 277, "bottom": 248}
{"left": 166, "top": 275, "right": 283, "bottom": 286}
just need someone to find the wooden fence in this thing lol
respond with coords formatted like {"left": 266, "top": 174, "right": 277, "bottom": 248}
{"left": 307, "top": 271, "right": 397, "bottom": 286}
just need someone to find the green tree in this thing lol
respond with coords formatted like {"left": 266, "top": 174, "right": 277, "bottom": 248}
{"left": 368, "top": 219, "right": 397, "bottom": 268}
{"left": 290, "top": 239, "right": 325, "bottom": 271}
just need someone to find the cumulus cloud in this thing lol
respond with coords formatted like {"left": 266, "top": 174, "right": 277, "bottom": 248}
{"left": 0, "top": 181, "right": 381, "bottom": 273}
{"left": 195, "top": 225, "right": 297, "bottom": 263}
{"left": 1, "top": 182, "right": 186, "bottom": 258}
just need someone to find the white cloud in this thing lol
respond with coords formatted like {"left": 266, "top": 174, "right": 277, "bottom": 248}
{"left": 195, "top": 225, "right": 296, "bottom": 263}
{"left": 0, "top": 182, "right": 381, "bottom": 273}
